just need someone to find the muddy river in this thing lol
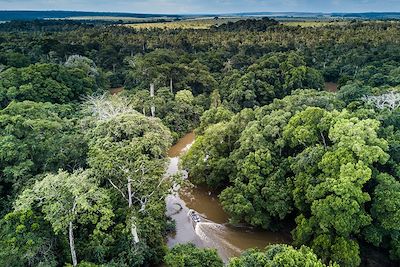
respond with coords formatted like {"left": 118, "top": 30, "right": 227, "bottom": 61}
{"left": 325, "top": 82, "right": 338, "bottom": 92}
{"left": 165, "top": 132, "right": 291, "bottom": 262}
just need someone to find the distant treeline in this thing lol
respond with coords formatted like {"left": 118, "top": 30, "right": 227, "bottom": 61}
{"left": 0, "top": 10, "right": 181, "bottom": 21}
{"left": 0, "top": 20, "right": 96, "bottom": 32}
{"left": 213, "top": 17, "right": 279, "bottom": 31}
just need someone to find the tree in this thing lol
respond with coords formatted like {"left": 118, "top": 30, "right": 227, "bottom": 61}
{"left": 283, "top": 107, "right": 331, "bottom": 148}
{"left": 0, "top": 101, "right": 87, "bottom": 216}
{"left": 182, "top": 108, "right": 255, "bottom": 188}
{"left": 88, "top": 112, "right": 172, "bottom": 246}
{"left": 65, "top": 55, "right": 99, "bottom": 77}
{"left": 362, "top": 90, "right": 400, "bottom": 110}
{"left": 0, "top": 209, "right": 60, "bottom": 267}
{"left": 124, "top": 50, "right": 216, "bottom": 95}
{"left": 175, "top": 90, "right": 194, "bottom": 105}
{"left": 219, "top": 109, "right": 293, "bottom": 229}
{"left": 195, "top": 106, "right": 234, "bottom": 135}
{"left": 0, "top": 63, "right": 100, "bottom": 107}
{"left": 164, "top": 244, "right": 223, "bottom": 267}
{"left": 220, "top": 52, "right": 324, "bottom": 111}
{"left": 337, "top": 81, "right": 372, "bottom": 104}
{"left": 210, "top": 90, "right": 222, "bottom": 108}
{"left": 82, "top": 94, "right": 137, "bottom": 121}
{"left": 1, "top": 52, "right": 31, "bottom": 68}
{"left": 291, "top": 112, "right": 389, "bottom": 266}
{"left": 228, "top": 244, "right": 338, "bottom": 267}
{"left": 364, "top": 173, "right": 400, "bottom": 260}
{"left": 186, "top": 91, "right": 343, "bottom": 229}
{"left": 14, "top": 170, "right": 114, "bottom": 267}
{"left": 182, "top": 122, "right": 234, "bottom": 188}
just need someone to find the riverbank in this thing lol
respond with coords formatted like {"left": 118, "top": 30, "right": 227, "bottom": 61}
{"left": 165, "top": 132, "right": 291, "bottom": 262}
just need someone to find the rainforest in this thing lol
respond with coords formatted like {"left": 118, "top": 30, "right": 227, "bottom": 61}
{"left": 0, "top": 14, "right": 400, "bottom": 267}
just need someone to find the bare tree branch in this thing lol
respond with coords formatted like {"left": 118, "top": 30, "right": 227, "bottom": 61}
{"left": 363, "top": 91, "right": 400, "bottom": 110}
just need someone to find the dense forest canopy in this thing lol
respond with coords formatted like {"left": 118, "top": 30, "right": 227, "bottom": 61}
{"left": 0, "top": 17, "right": 400, "bottom": 267}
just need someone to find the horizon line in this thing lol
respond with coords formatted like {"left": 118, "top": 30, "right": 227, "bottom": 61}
{"left": 1, "top": 9, "right": 400, "bottom": 16}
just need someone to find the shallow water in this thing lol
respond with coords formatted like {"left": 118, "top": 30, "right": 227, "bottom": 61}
{"left": 165, "top": 132, "right": 291, "bottom": 261}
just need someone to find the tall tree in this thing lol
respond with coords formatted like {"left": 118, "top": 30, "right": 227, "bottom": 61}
{"left": 291, "top": 111, "right": 389, "bottom": 266}
{"left": 0, "top": 101, "right": 87, "bottom": 215}
{"left": 88, "top": 111, "right": 172, "bottom": 245}
{"left": 14, "top": 170, "right": 114, "bottom": 267}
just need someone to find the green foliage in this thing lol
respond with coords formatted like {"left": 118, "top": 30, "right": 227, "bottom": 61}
{"left": 87, "top": 111, "right": 173, "bottom": 265}
{"left": 164, "top": 244, "right": 223, "bottom": 267}
{"left": 283, "top": 107, "right": 331, "bottom": 148}
{"left": 228, "top": 244, "right": 338, "bottom": 267}
{"left": 185, "top": 87, "right": 397, "bottom": 265}
{"left": 175, "top": 90, "right": 194, "bottom": 105}
{"left": 129, "top": 87, "right": 204, "bottom": 139}
{"left": 0, "top": 101, "right": 87, "bottom": 215}
{"left": 215, "top": 17, "right": 279, "bottom": 31}
{"left": 196, "top": 106, "right": 234, "bottom": 135}
{"left": 220, "top": 52, "right": 324, "bottom": 111}
{"left": 88, "top": 112, "right": 172, "bottom": 186}
{"left": 337, "top": 81, "right": 372, "bottom": 104}
{"left": 1, "top": 18, "right": 400, "bottom": 267}
{"left": 125, "top": 49, "right": 216, "bottom": 95}
{"left": 15, "top": 170, "right": 113, "bottom": 234}
{"left": 0, "top": 209, "right": 60, "bottom": 267}
{"left": 182, "top": 123, "right": 234, "bottom": 188}
{"left": 0, "top": 52, "right": 31, "bottom": 68}
{"left": 184, "top": 90, "right": 344, "bottom": 230}
{"left": 220, "top": 117, "right": 293, "bottom": 228}
{"left": 290, "top": 111, "right": 389, "bottom": 266}
{"left": 182, "top": 108, "right": 255, "bottom": 188}
{"left": 14, "top": 170, "right": 114, "bottom": 266}
{"left": 0, "top": 63, "right": 102, "bottom": 107}
{"left": 364, "top": 173, "right": 400, "bottom": 260}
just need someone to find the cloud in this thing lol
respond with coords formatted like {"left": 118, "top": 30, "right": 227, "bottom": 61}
{"left": 0, "top": 0, "right": 399, "bottom": 13}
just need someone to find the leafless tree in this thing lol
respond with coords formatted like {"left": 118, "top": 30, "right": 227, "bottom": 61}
{"left": 362, "top": 91, "right": 400, "bottom": 110}
{"left": 82, "top": 94, "right": 137, "bottom": 121}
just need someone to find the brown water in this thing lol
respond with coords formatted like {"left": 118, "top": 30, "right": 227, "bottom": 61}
{"left": 325, "top": 82, "right": 338, "bottom": 92}
{"left": 110, "top": 87, "right": 124, "bottom": 95}
{"left": 165, "top": 132, "right": 291, "bottom": 262}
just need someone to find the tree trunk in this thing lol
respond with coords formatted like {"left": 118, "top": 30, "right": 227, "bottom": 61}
{"left": 127, "top": 179, "right": 140, "bottom": 243}
{"left": 131, "top": 221, "right": 140, "bottom": 244}
{"left": 69, "top": 221, "right": 78, "bottom": 267}
{"left": 128, "top": 178, "right": 132, "bottom": 208}
{"left": 320, "top": 132, "right": 327, "bottom": 149}
{"left": 170, "top": 78, "right": 173, "bottom": 93}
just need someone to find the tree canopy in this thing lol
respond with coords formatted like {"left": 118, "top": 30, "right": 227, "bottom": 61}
{"left": 1, "top": 17, "right": 400, "bottom": 267}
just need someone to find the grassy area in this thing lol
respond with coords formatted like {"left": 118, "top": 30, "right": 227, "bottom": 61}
{"left": 63, "top": 16, "right": 179, "bottom": 22}
{"left": 125, "top": 17, "right": 351, "bottom": 30}
{"left": 65, "top": 16, "right": 147, "bottom": 21}
{"left": 127, "top": 18, "right": 239, "bottom": 30}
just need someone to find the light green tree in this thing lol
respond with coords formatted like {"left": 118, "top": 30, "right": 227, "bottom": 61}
{"left": 88, "top": 112, "right": 172, "bottom": 245}
{"left": 291, "top": 112, "right": 389, "bottom": 266}
{"left": 228, "top": 244, "right": 338, "bottom": 267}
{"left": 164, "top": 244, "right": 223, "bottom": 267}
{"left": 14, "top": 170, "right": 114, "bottom": 267}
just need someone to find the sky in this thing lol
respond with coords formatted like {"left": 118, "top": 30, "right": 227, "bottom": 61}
{"left": 0, "top": 0, "right": 400, "bottom": 14}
